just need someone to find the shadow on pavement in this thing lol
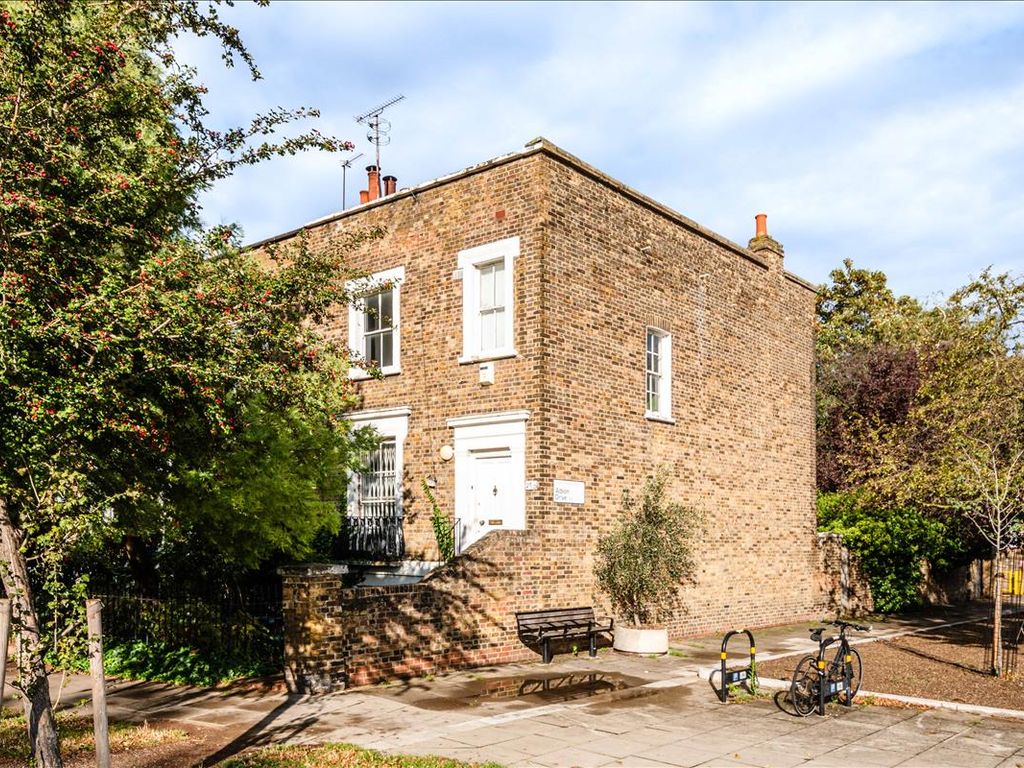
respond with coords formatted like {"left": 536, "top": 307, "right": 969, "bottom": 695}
{"left": 193, "top": 695, "right": 306, "bottom": 767}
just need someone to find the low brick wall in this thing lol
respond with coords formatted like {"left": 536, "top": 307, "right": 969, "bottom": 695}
{"left": 283, "top": 527, "right": 826, "bottom": 694}
{"left": 817, "top": 532, "right": 992, "bottom": 616}
{"left": 281, "top": 533, "right": 538, "bottom": 693}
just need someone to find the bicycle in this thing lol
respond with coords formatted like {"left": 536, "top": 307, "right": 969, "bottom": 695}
{"left": 790, "top": 618, "right": 870, "bottom": 716}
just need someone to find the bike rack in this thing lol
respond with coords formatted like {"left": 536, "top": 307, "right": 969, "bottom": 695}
{"left": 716, "top": 629, "right": 756, "bottom": 703}
{"left": 815, "top": 648, "right": 853, "bottom": 715}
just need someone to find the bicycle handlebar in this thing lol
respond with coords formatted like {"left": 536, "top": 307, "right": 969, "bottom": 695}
{"left": 823, "top": 617, "right": 871, "bottom": 632}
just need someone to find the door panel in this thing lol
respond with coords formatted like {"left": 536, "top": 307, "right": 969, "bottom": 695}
{"left": 460, "top": 450, "right": 511, "bottom": 552}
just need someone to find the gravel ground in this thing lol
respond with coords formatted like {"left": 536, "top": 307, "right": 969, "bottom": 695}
{"left": 759, "top": 619, "right": 1024, "bottom": 710}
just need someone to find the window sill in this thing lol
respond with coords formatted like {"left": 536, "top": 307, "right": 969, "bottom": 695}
{"left": 645, "top": 412, "right": 676, "bottom": 425}
{"left": 458, "top": 349, "right": 518, "bottom": 365}
{"left": 348, "top": 368, "right": 402, "bottom": 381}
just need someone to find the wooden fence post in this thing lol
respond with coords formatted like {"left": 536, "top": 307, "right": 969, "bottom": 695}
{"left": 0, "top": 598, "right": 10, "bottom": 710}
{"left": 86, "top": 599, "right": 110, "bottom": 768}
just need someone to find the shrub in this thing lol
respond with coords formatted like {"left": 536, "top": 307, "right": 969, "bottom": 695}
{"left": 818, "top": 491, "right": 956, "bottom": 612}
{"left": 103, "top": 640, "right": 273, "bottom": 686}
{"left": 594, "top": 473, "right": 704, "bottom": 627}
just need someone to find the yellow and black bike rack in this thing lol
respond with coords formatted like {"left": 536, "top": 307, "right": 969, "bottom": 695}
{"left": 816, "top": 652, "right": 854, "bottom": 715}
{"left": 716, "top": 629, "right": 756, "bottom": 703}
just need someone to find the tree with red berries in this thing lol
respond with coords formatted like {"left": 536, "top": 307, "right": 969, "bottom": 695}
{"left": 1, "top": 3, "right": 371, "bottom": 764}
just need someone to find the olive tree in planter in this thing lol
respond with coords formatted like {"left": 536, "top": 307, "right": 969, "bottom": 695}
{"left": 594, "top": 473, "right": 704, "bottom": 654}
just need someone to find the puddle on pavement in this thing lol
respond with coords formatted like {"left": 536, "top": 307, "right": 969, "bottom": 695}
{"left": 379, "top": 670, "right": 683, "bottom": 712}
{"left": 472, "top": 671, "right": 635, "bottom": 703}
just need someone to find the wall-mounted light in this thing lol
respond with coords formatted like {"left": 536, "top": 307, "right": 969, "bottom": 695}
{"left": 439, "top": 445, "right": 454, "bottom": 462}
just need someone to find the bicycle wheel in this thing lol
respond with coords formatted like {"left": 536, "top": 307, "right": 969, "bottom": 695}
{"left": 790, "top": 655, "right": 819, "bottom": 716}
{"left": 835, "top": 647, "right": 863, "bottom": 705}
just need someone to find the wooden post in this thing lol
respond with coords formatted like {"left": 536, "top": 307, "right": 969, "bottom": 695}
{"left": 0, "top": 598, "right": 10, "bottom": 711}
{"left": 86, "top": 599, "right": 110, "bottom": 768}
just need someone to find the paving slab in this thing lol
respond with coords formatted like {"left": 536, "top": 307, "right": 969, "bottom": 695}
{"left": 729, "top": 744, "right": 811, "bottom": 768}
{"left": 812, "top": 743, "right": 917, "bottom": 767}
{"left": 897, "top": 746, "right": 1004, "bottom": 768}
{"left": 530, "top": 746, "right": 618, "bottom": 767}
{"left": 633, "top": 740, "right": 722, "bottom": 767}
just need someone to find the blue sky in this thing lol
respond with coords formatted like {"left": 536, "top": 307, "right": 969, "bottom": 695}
{"left": 181, "top": 1, "right": 1024, "bottom": 300}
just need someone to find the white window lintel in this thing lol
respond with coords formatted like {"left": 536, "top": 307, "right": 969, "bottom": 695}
{"left": 446, "top": 410, "right": 530, "bottom": 429}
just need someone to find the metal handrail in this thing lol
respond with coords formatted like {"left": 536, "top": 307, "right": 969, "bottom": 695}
{"left": 450, "top": 517, "right": 462, "bottom": 556}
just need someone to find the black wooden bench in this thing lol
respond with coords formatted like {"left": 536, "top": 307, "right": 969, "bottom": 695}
{"left": 515, "top": 607, "right": 614, "bottom": 663}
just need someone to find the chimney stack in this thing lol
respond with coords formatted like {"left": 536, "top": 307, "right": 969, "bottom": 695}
{"left": 748, "top": 211, "right": 784, "bottom": 265}
{"left": 359, "top": 190, "right": 369, "bottom": 205}
{"left": 383, "top": 175, "right": 397, "bottom": 196}
{"left": 366, "top": 165, "right": 381, "bottom": 201}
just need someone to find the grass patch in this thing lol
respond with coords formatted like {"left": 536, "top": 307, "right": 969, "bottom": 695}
{"left": 0, "top": 708, "right": 187, "bottom": 762}
{"left": 220, "top": 743, "right": 503, "bottom": 768}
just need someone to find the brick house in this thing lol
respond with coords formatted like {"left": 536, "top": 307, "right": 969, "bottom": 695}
{"left": 260, "top": 138, "right": 825, "bottom": 693}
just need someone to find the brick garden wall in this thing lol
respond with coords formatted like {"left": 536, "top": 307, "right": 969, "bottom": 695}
{"left": 268, "top": 142, "right": 829, "bottom": 692}
{"left": 817, "top": 532, "right": 874, "bottom": 617}
{"left": 282, "top": 532, "right": 549, "bottom": 693}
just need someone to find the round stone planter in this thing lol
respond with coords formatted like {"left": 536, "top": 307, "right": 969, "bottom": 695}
{"left": 612, "top": 625, "right": 669, "bottom": 655}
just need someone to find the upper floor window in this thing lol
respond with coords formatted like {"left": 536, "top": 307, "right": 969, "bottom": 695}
{"left": 347, "top": 266, "right": 404, "bottom": 378}
{"left": 478, "top": 259, "right": 506, "bottom": 351}
{"left": 362, "top": 289, "right": 394, "bottom": 368}
{"left": 645, "top": 327, "right": 673, "bottom": 423}
{"left": 458, "top": 236, "right": 518, "bottom": 363}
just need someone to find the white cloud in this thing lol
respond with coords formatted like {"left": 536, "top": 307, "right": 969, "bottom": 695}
{"left": 183, "top": 0, "right": 1024, "bottom": 298}
{"left": 685, "top": 2, "right": 1024, "bottom": 129}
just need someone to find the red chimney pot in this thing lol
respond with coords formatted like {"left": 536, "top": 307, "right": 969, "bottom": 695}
{"left": 755, "top": 213, "right": 768, "bottom": 238}
{"left": 366, "top": 165, "right": 381, "bottom": 202}
{"left": 359, "top": 190, "right": 369, "bottom": 205}
{"left": 383, "top": 175, "right": 397, "bottom": 196}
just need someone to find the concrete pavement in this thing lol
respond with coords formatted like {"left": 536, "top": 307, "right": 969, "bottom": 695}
{"left": 9, "top": 605, "right": 1024, "bottom": 767}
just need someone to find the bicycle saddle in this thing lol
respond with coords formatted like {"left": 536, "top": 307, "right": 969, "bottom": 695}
{"left": 809, "top": 628, "right": 825, "bottom": 641}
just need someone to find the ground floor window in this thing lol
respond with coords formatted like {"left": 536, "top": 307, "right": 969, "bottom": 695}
{"left": 345, "top": 408, "right": 409, "bottom": 559}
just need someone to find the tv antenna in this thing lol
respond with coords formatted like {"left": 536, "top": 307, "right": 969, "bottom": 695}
{"left": 340, "top": 152, "right": 364, "bottom": 210}
{"left": 355, "top": 94, "right": 405, "bottom": 171}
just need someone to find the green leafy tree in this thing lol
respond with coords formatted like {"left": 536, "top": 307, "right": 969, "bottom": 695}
{"left": 865, "top": 271, "right": 1024, "bottom": 673}
{"left": 0, "top": 3, "right": 369, "bottom": 764}
{"left": 594, "top": 473, "right": 704, "bottom": 628}
{"left": 815, "top": 260, "right": 924, "bottom": 490}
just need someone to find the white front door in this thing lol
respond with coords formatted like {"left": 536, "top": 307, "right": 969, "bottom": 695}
{"left": 447, "top": 410, "right": 529, "bottom": 555}
{"left": 461, "top": 450, "right": 512, "bottom": 550}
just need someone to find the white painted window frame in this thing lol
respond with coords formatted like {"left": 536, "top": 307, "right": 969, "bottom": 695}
{"left": 347, "top": 266, "right": 405, "bottom": 379}
{"left": 645, "top": 327, "right": 675, "bottom": 424}
{"left": 346, "top": 406, "right": 411, "bottom": 518}
{"left": 457, "top": 236, "right": 519, "bottom": 364}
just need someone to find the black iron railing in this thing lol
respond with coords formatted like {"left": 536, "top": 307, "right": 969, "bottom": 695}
{"left": 343, "top": 514, "right": 404, "bottom": 560}
{"left": 91, "top": 579, "right": 283, "bottom": 669}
